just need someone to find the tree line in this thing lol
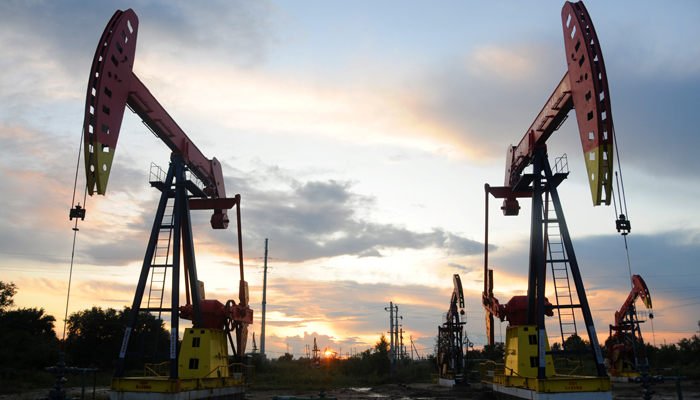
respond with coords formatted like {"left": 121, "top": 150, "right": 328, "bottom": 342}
{"left": 0, "top": 281, "right": 169, "bottom": 376}
{"left": 1, "top": 280, "right": 699, "bottom": 384}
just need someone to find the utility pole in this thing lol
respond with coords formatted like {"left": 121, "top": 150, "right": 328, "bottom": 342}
{"left": 410, "top": 335, "right": 418, "bottom": 360}
{"left": 395, "top": 307, "right": 402, "bottom": 362}
{"left": 385, "top": 302, "right": 395, "bottom": 374}
{"left": 261, "top": 238, "right": 269, "bottom": 361}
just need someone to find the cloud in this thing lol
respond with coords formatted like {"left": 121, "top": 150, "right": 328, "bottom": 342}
{"left": 135, "top": 0, "right": 286, "bottom": 68}
{"left": 611, "top": 76, "right": 700, "bottom": 179}
{"left": 242, "top": 277, "right": 453, "bottom": 356}
{"left": 449, "top": 263, "right": 478, "bottom": 274}
{"left": 202, "top": 165, "right": 485, "bottom": 262}
{"left": 401, "top": 43, "right": 564, "bottom": 162}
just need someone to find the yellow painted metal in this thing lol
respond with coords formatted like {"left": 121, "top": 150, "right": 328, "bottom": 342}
{"left": 610, "top": 350, "right": 640, "bottom": 378}
{"left": 503, "top": 325, "right": 555, "bottom": 378}
{"left": 85, "top": 141, "right": 115, "bottom": 196}
{"left": 584, "top": 144, "right": 613, "bottom": 206}
{"left": 111, "top": 377, "right": 181, "bottom": 393}
{"left": 111, "top": 327, "right": 256, "bottom": 395}
{"left": 144, "top": 361, "right": 169, "bottom": 377}
{"left": 480, "top": 325, "right": 612, "bottom": 395}
{"left": 111, "top": 365, "right": 253, "bottom": 393}
{"left": 178, "top": 328, "right": 229, "bottom": 379}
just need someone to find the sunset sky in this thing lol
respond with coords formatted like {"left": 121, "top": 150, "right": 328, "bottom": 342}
{"left": 1, "top": 0, "right": 699, "bottom": 361}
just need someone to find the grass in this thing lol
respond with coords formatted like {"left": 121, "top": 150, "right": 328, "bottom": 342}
{"left": 252, "top": 358, "right": 433, "bottom": 391}
{"left": 0, "top": 367, "right": 113, "bottom": 396}
{"left": 2, "top": 358, "right": 436, "bottom": 395}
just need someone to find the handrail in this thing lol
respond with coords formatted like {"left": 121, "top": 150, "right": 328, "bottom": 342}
{"left": 144, "top": 361, "right": 169, "bottom": 377}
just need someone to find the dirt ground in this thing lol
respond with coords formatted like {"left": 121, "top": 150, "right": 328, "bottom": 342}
{"left": 5, "top": 380, "right": 700, "bottom": 400}
{"left": 246, "top": 380, "right": 700, "bottom": 400}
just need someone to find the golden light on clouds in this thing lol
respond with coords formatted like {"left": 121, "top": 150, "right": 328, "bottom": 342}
{"left": 467, "top": 45, "right": 542, "bottom": 82}
{"left": 135, "top": 59, "right": 486, "bottom": 161}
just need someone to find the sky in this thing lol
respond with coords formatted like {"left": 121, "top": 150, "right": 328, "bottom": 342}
{"left": 1, "top": 0, "right": 699, "bottom": 362}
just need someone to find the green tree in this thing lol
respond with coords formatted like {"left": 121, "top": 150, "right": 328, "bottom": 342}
{"left": 481, "top": 342, "right": 505, "bottom": 362}
{"left": 375, "top": 333, "right": 390, "bottom": 355}
{"left": 677, "top": 335, "right": 700, "bottom": 366}
{"left": 371, "top": 334, "right": 390, "bottom": 376}
{"left": 0, "top": 285, "right": 60, "bottom": 371}
{"left": 0, "top": 281, "right": 17, "bottom": 310}
{"left": 65, "top": 306, "right": 170, "bottom": 370}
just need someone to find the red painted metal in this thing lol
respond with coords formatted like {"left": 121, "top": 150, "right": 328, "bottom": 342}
{"left": 179, "top": 299, "right": 254, "bottom": 330}
{"left": 83, "top": 9, "right": 138, "bottom": 196}
{"left": 84, "top": 9, "right": 254, "bottom": 370}
{"left": 505, "top": 74, "right": 573, "bottom": 189}
{"left": 608, "top": 274, "right": 652, "bottom": 376}
{"left": 562, "top": 1, "right": 614, "bottom": 205}
{"left": 126, "top": 76, "right": 227, "bottom": 200}
{"left": 503, "top": 0, "right": 615, "bottom": 210}
{"left": 482, "top": 291, "right": 554, "bottom": 329}
{"left": 612, "top": 275, "right": 652, "bottom": 332}
{"left": 82, "top": 9, "right": 233, "bottom": 229}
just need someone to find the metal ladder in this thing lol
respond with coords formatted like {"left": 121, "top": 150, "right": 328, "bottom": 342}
{"left": 138, "top": 170, "right": 177, "bottom": 367}
{"left": 543, "top": 154, "right": 586, "bottom": 372}
{"left": 544, "top": 195, "right": 579, "bottom": 344}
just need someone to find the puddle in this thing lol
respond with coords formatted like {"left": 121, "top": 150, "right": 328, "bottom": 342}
{"left": 348, "top": 388, "right": 387, "bottom": 397}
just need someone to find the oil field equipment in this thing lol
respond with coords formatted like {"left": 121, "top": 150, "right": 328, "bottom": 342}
{"left": 312, "top": 338, "right": 321, "bottom": 368}
{"left": 480, "top": 1, "right": 623, "bottom": 399}
{"left": 608, "top": 274, "right": 652, "bottom": 380}
{"left": 77, "top": 8, "right": 253, "bottom": 400}
{"left": 436, "top": 274, "right": 467, "bottom": 386}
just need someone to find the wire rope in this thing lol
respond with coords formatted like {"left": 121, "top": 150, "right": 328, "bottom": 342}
{"left": 63, "top": 128, "right": 88, "bottom": 343}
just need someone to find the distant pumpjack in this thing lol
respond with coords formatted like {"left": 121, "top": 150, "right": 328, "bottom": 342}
{"left": 437, "top": 274, "right": 467, "bottom": 385}
{"left": 608, "top": 275, "right": 652, "bottom": 378}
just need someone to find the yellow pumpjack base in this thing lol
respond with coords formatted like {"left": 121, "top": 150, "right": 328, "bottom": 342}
{"left": 110, "top": 328, "right": 251, "bottom": 400}
{"left": 110, "top": 377, "right": 247, "bottom": 400}
{"left": 481, "top": 326, "right": 612, "bottom": 400}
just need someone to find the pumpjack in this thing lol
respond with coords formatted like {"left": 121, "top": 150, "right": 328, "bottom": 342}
{"left": 436, "top": 274, "right": 467, "bottom": 386}
{"left": 481, "top": 1, "right": 621, "bottom": 399}
{"left": 312, "top": 338, "right": 321, "bottom": 368}
{"left": 76, "top": 8, "right": 253, "bottom": 400}
{"left": 608, "top": 275, "right": 652, "bottom": 380}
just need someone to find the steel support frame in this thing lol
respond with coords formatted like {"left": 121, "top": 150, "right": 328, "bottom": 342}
{"left": 525, "top": 148, "right": 607, "bottom": 378}
{"left": 611, "top": 302, "right": 646, "bottom": 374}
{"left": 114, "top": 156, "right": 204, "bottom": 379}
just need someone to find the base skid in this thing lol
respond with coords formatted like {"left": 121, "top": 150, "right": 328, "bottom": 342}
{"left": 110, "top": 377, "right": 247, "bottom": 400}
{"left": 437, "top": 378, "right": 456, "bottom": 387}
{"left": 488, "top": 382, "right": 612, "bottom": 400}
{"left": 608, "top": 370, "right": 639, "bottom": 381}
